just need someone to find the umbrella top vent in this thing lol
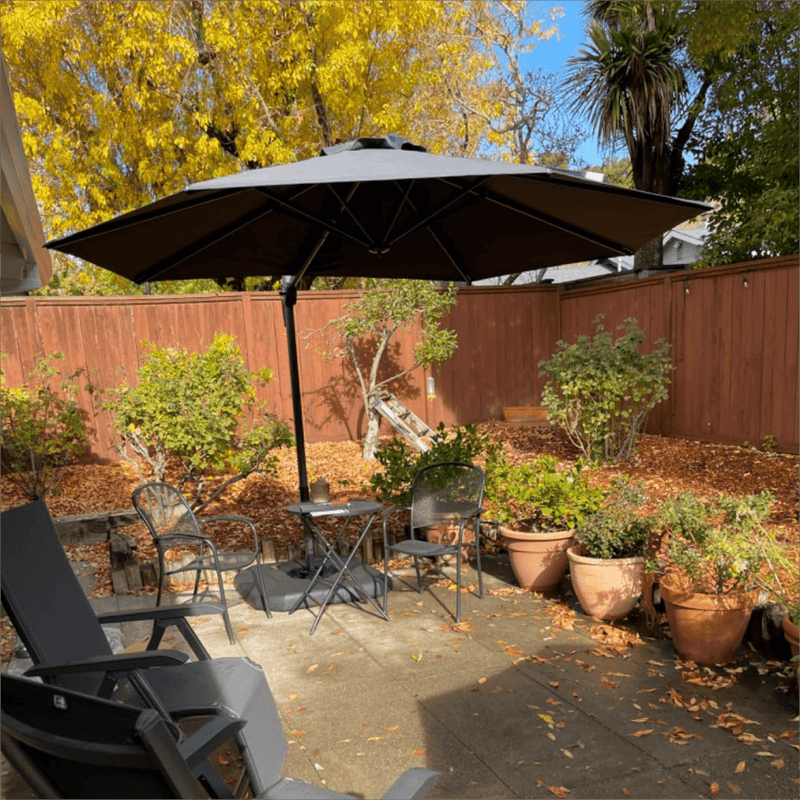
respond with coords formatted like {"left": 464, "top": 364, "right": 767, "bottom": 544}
{"left": 320, "top": 134, "right": 427, "bottom": 157}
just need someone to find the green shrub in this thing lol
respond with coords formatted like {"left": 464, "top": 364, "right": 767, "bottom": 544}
{"left": 574, "top": 478, "right": 651, "bottom": 559}
{"left": 103, "top": 333, "right": 293, "bottom": 511}
{"left": 368, "top": 422, "right": 502, "bottom": 507}
{"left": 1, "top": 353, "right": 90, "bottom": 500}
{"left": 483, "top": 454, "right": 605, "bottom": 532}
{"left": 539, "top": 316, "right": 671, "bottom": 463}
{"left": 656, "top": 490, "right": 778, "bottom": 595}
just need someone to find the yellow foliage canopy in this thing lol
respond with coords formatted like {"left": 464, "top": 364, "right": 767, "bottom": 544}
{"left": 2, "top": 0, "right": 557, "bottom": 294}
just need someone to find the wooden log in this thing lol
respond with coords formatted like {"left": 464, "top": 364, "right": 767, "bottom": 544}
{"left": 111, "top": 568, "right": 129, "bottom": 595}
{"left": 260, "top": 537, "right": 277, "bottom": 564}
{"left": 124, "top": 561, "right": 143, "bottom": 592}
{"left": 140, "top": 560, "right": 158, "bottom": 587}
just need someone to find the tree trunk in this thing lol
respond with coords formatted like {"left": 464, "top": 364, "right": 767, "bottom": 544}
{"left": 633, "top": 235, "right": 663, "bottom": 271}
{"left": 362, "top": 406, "right": 381, "bottom": 460}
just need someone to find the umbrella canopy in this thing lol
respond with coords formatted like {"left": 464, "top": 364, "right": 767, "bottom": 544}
{"left": 48, "top": 134, "right": 708, "bottom": 287}
{"left": 47, "top": 134, "right": 710, "bottom": 504}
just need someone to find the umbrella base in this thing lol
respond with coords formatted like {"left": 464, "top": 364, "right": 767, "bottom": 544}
{"left": 234, "top": 559, "right": 389, "bottom": 613}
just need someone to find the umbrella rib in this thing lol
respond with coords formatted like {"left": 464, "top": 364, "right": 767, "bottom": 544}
{"left": 385, "top": 177, "right": 488, "bottom": 247}
{"left": 383, "top": 180, "right": 417, "bottom": 244}
{"left": 440, "top": 178, "right": 635, "bottom": 256}
{"left": 424, "top": 226, "right": 474, "bottom": 284}
{"left": 324, "top": 183, "right": 377, "bottom": 248}
{"left": 253, "top": 187, "right": 374, "bottom": 249}
{"left": 46, "top": 189, "right": 237, "bottom": 248}
{"left": 133, "top": 200, "right": 286, "bottom": 284}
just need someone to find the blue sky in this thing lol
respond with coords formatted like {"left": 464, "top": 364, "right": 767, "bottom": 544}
{"left": 523, "top": 1, "right": 610, "bottom": 168}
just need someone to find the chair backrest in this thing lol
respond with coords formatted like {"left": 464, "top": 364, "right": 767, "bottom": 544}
{"left": 1, "top": 673, "right": 241, "bottom": 799}
{"left": 132, "top": 483, "right": 202, "bottom": 544}
{"left": 0, "top": 499, "right": 113, "bottom": 694}
{"left": 409, "top": 462, "right": 485, "bottom": 531}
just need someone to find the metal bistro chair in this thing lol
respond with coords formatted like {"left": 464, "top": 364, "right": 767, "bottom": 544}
{"left": 382, "top": 462, "right": 485, "bottom": 622}
{"left": 133, "top": 482, "right": 270, "bottom": 645}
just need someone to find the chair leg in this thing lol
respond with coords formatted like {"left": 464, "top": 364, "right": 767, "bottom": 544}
{"left": 455, "top": 557, "right": 462, "bottom": 623}
{"left": 156, "top": 554, "right": 166, "bottom": 606}
{"left": 214, "top": 567, "right": 236, "bottom": 645}
{"left": 413, "top": 556, "right": 424, "bottom": 594}
{"left": 475, "top": 535, "right": 485, "bottom": 600}
{"left": 192, "top": 568, "right": 202, "bottom": 602}
{"left": 383, "top": 549, "right": 391, "bottom": 615}
{"left": 252, "top": 556, "right": 272, "bottom": 620}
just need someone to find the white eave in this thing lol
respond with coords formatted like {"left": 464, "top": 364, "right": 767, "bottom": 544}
{"left": 1, "top": 50, "right": 52, "bottom": 295}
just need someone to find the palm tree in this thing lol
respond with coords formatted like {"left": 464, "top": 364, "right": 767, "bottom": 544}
{"left": 563, "top": 1, "right": 710, "bottom": 270}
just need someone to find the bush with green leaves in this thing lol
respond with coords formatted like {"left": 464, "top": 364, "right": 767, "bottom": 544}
{"left": 0, "top": 352, "right": 90, "bottom": 500}
{"left": 104, "top": 333, "right": 293, "bottom": 512}
{"left": 368, "top": 423, "right": 502, "bottom": 507}
{"left": 656, "top": 490, "right": 782, "bottom": 595}
{"left": 539, "top": 316, "right": 671, "bottom": 463}
{"left": 483, "top": 454, "right": 605, "bottom": 532}
{"left": 574, "top": 478, "right": 651, "bottom": 559}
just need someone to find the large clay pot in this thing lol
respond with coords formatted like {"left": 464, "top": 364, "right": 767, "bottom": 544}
{"left": 659, "top": 574, "right": 760, "bottom": 665}
{"left": 567, "top": 546, "right": 645, "bottom": 622}
{"left": 500, "top": 526, "right": 574, "bottom": 591}
{"left": 783, "top": 612, "right": 799, "bottom": 658}
{"left": 424, "top": 523, "right": 474, "bottom": 565}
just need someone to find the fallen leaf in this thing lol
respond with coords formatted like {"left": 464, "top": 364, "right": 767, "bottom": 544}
{"left": 538, "top": 714, "right": 555, "bottom": 726}
{"left": 547, "top": 786, "right": 570, "bottom": 798}
{"left": 727, "top": 782, "right": 742, "bottom": 794}
{"left": 217, "top": 755, "right": 230, "bottom": 766}
{"left": 306, "top": 664, "right": 318, "bottom": 674}
{"left": 560, "top": 749, "right": 574, "bottom": 759}
{"left": 412, "top": 749, "right": 427, "bottom": 756}
{"left": 709, "top": 781, "right": 720, "bottom": 796}
{"left": 734, "top": 761, "right": 745, "bottom": 774}
{"left": 630, "top": 730, "right": 654, "bottom": 738}
{"left": 771, "top": 759, "right": 785, "bottom": 769}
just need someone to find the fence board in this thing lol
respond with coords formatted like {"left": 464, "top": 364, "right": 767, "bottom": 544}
{"left": 2, "top": 255, "right": 797, "bottom": 459}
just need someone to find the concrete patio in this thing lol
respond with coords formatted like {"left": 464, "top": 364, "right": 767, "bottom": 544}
{"left": 4, "top": 554, "right": 798, "bottom": 799}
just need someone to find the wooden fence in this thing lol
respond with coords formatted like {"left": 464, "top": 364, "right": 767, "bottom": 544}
{"left": 1, "top": 255, "right": 797, "bottom": 460}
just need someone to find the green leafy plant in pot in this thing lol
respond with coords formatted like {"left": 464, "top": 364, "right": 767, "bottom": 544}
{"left": 568, "top": 478, "right": 652, "bottom": 621}
{"left": 655, "top": 491, "right": 778, "bottom": 665}
{"left": 484, "top": 455, "right": 604, "bottom": 591}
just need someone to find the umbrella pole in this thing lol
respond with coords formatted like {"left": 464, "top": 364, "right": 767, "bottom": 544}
{"left": 281, "top": 282, "right": 310, "bottom": 504}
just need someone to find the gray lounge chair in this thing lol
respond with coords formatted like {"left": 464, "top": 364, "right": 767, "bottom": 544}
{"left": 0, "top": 499, "right": 438, "bottom": 798}
{"left": 2, "top": 673, "right": 439, "bottom": 799}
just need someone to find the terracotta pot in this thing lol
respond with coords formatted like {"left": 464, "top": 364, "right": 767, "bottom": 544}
{"left": 659, "top": 574, "right": 761, "bottom": 665}
{"left": 424, "top": 523, "right": 474, "bottom": 565}
{"left": 503, "top": 406, "right": 548, "bottom": 425}
{"left": 567, "top": 546, "right": 645, "bottom": 622}
{"left": 500, "top": 526, "right": 574, "bottom": 591}
{"left": 782, "top": 612, "right": 799, "bottom": 658}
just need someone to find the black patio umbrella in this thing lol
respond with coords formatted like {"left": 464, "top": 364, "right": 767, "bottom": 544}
{"left": 47, "top": 134, "right": 709, "bottom": 605}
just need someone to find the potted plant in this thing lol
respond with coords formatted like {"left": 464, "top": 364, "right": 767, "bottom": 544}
{"left": 567, "top": 478, "right": 652, "bottom": 621}
{"left": 484, "top": 455, "right": 604, "bottom": 591}
{"left": 655, "top": 490, "right": 782, "bottom": 665}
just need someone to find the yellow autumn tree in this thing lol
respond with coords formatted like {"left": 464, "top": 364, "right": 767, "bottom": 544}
{"left": 1, "top": 0, "right": 562, "bottom": 294}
